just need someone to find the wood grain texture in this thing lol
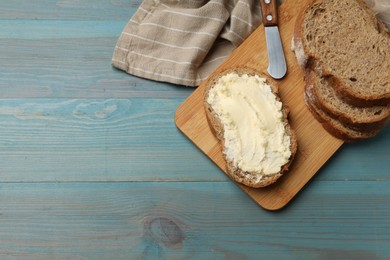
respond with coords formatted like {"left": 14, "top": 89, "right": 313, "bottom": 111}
{"left": 0, "top": 0, "right": 140, "bottom": 20}
{"left": 0, "top": 0, "right": 389, "bottom": 258}
{"left": 0, "top": 182, "right": 389, "bottom": 259}
{"left": 0, "top": 98, "right": 387, "bottom": 182}
{"left": 0, "top": 98, "right": 223, "bottom": 182}
{"left": 175, "top": 0, "right": 346, "bottom": 210}
{"left": 0, "top": 21, "right": 193, "bottom": 98}
{"left": 260, "top": 0, "right": 279, "bottom": 26}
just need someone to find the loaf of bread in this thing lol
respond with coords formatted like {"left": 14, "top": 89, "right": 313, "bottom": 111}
{"left": 292, "top": 0, "right": 390, "bottom": 141}
{"left": 204, "top": 67, "right": 297, "bottom": 188}
{"left": 294, "top": 0, "right": 390, "bottom": 106}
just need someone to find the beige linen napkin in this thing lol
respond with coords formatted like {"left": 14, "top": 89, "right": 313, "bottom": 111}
{"left": 112, "top": 0, "right": 262, "bottom": 86}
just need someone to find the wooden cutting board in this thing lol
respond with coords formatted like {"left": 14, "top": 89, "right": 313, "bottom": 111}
{"left": 175, "top": 0, "right": 344, "bottom": 210}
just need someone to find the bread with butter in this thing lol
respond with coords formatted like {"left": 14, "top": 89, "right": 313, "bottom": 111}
{"left": 204, "top": 67, "right": 297, "bottom": 188}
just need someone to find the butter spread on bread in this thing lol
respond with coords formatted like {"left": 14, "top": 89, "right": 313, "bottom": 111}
{"left": 204, "top": 68, "right": 297, "bottom": 188}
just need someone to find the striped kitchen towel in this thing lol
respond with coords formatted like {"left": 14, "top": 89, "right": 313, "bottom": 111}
{"left": 112, "top": 0, "right": 263, "bottom": 86}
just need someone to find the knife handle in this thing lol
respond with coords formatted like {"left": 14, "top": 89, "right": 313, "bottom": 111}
{"left": 260, "top": 0, "right": 278, "bottom": 26}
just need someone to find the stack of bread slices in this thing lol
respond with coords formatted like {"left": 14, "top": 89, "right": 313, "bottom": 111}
{"left": 292, "top": 0, "right": 390, "bottom": 141}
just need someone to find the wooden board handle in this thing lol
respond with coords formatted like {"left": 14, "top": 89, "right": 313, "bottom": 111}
{"left": 260, "top": 0, "right": 278, "bottom": 26}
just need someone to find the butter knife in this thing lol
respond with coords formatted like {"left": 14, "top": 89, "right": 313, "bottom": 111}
{"left": 260, "top": 0, "right": 287, "bottom": 79}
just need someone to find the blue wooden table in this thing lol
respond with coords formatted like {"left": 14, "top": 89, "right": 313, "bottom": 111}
{"left": 0, "top": 1, "right": 389, "bottom": 259}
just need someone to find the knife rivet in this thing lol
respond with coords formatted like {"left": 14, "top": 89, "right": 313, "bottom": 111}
{"left": 266, "top": 15, "right": 273, "bottom": 21}
{"left": 264, "top": 0, "right": 271, "bottom": 4}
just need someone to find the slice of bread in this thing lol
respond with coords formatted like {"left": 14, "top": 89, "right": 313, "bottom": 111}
{"left": 304, "top": 86, "right": 381, "bottom": 141}
{"left": 305, "top": 70, "right": 390, "bottom": 131}
{"left": 204, "top": 67, "right": 297, "bottom": 188}
{"left": 294, "top": 0, "right": 390, "bottom": 106}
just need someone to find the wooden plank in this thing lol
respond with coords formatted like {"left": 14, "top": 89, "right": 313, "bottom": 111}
{"left": 314, "top": 124, "right": 390, "bottom": 181}
{"left": 0, "top": 3, "right": 194, "bottom": 99}
{"left": 0, "top": 98, "right": 387, "bottom": 182}
{"left": 0, "top": 20, "right": 127, "bottom": 40}
{"left": 0, "top": 21, "right": 194, "bottom": 99}
{"left": 0, "top": 0, "right": 140, "bottom": 20}
{"left": 175, "top": 0, "right": 346, "bottom": 210}
{"left": 0, "top": 181, "right": 389, "bottom": 259}
{"left": 0, "top": 98, "right": 223, "bottom": 182}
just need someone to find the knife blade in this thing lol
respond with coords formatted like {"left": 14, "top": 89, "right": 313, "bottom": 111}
{"left": 259, "top": 0, "right": 287, "bottom": 79}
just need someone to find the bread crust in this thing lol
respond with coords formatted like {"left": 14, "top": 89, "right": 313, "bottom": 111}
{"left": 305, "top": 70, "right": 390, "bottom": 131}
{"left": 203, "top": 67, "right": 297, "bottom": 188}
{"left": 293, "top": 0, "right": 390, "bottom": 106}
{"left": 292, "top": 0, "right": 390, "bottom": 141}
{"left": 304, "top": 83, "right": 381, "bottom": 142}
